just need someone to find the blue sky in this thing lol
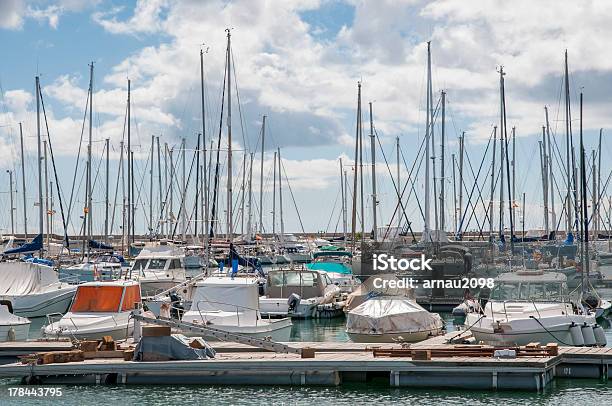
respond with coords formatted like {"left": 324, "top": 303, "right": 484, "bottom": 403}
{"left": 1, "top": 0, "right": 612, "bottom": 239}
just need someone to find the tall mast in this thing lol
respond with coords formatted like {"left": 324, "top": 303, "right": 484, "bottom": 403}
{"left": 247, "top": 152, "right": 254, "bottom": 240}
{"left": 579, "top": 92, "right": 589, "bottom": 291}
{"left": 195, "top": 134, "right": 201, "bottom": 241}
{"left": 512, "top": 126, "right": 516, "bottom": 229}
{"left": 149, "top": 135, "right": 154, "bottom": 239}
{"left": 181, "top": 137, "right": 186, "bottom": 240}
{"left": 258, "top": 115, "right": 266, "bottom": 234}
{"left": 351, "top": 82, "right": 360, "bottom": 248}
{"left": 19, "top": 123, "right": 27, "bottom": 238}
{"left": 597, "top": 129, "right": 603, "bottom": 237}
{"left": 36, "top": 76, "right": 43, "bottom": 253}
{"left": 541, "top": 126, "right": 549, "bottom": 235}
{"left": 592, "top": 149, "right": 597, "bottom": 241}
{"left": 169, "top": 147, "right": 174, "bottom": 237}
{"left": 340, "top": 158, "right": 347, "bottom": 244}
{"left": 241, "top": 154, "right": 246, "bottom": 235}
{"left": 86, "top": 65, "right": 93, "bottom": 253}
{"left": 440, "top": 90, "right": 446, "bottom": 232}
{"left": 105, "top": 138, "right": 110, "bottom": 243}
{"left": 452, "top": 154, "right": 457, "bottom": 236}
{"left": 489, "top": 126, "right": 497, "bottom": 241}
{"left": 225, "top": 28, "right": 233, "bottom": 240}
{"left": 200, "top": 48, "right": 209, "bottom": 241}
{"left": 458, "top": 132, "right": 464, "bottom": 237}
{"left": 157, "top": 137, "right": 162, "bottom": 238}
{"left": 272, "top": 151, "right": 277, "bottom": 237}
{"left": 424, "top": 41, "right": 432, "bottom": 236}
{"left": 359, "top": 85, "right": 364, "bottom": 242}
{"left": 564, "top": 50, "right": 572, "bottom": 234}
{"left": 396, "top": 136, "right": 400, "bottom": 227}
{"left": 278, "top": 148, "right": 285, "bottom": 243}
{"left": 498, "top": 67, "right": 505, "bottom": 237}
{"left": 127, "top": 79, "right": 131, "bottom": 248}
{"left": 369, "top": 102, "right": 377, "bottom": 241}
{"left": 163, "top": 143, "right": 168, "bottom": 237}
{"left": 545, "top": 106, "right": 556, "bottom": 234}
{"left": 7, "top": 170, "right": 14, "bottom": 235}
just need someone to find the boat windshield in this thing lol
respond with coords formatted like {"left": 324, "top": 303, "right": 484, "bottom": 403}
{"left": 70, "top": 286, "right": 123, "bottom": 312}
{"left": 132, "top": 259, "right": 148, "bottom": 271}
{"left": 489, "top": 280, "right": 567, "bottom": 301}
{"left": 270, "top": 271, "right": 319, "bottom": 287}
{"left": 148, "top": 259, "right": 168, "bottom": 270}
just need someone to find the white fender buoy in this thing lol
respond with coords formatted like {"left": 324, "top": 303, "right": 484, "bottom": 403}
{"left": 581, "top": 323, "right": 596, "bottom": 346}
{"left": 570, "top": 323, "right": 584, "bottom": 346}
{"left": 593, "top": 324, "right": 607, "bottom": 346}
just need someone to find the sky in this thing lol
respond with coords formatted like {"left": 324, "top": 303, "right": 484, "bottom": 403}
{"left": 1, "top": 0, "right": 612, "bottom": 239}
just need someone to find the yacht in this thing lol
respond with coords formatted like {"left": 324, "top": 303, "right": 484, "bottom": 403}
{"left": 130, "top": 242, "right": 186, "bottom": 296}
{"left": 180, "top": 276, "right": 292, "bottom": 341}
{"left": 0, "top": 261, "right": 77, "bottom": 318}
{"left": 465, "top": 271, "right": 606, "bottom": 346}
{"left": 43, "top": 280, "right": 142, "bottom": 340}
{"left": 0, "top": 300, "right": 30, "bottom": 342}
{"left": 259, "top": 268, "right": 345, "bottom": 318}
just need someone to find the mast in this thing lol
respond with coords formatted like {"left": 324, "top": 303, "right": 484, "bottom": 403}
{"left": 225, "top": 28, "right": 233, "bottom": 240}
{"left": 452, "top": 154, "right": 457, "bottom": 236}
{"left": 511, "top": 126, "right": 516, "bottom": 230}
{"left": 369, "top": 102, "right": 377, "bottom": 241}
{"left": 489, "top": 126, "right": 497, "bottom": 241}
{"left": 157, "top": 137, "right": 162, "bottom": 238}
{"left": 396, "top": 136, "right": 400, "bottom": 226}
{"left": 127, "top": 79, "right": 132, "bottom": 248}
{"left": 195, "top": 134, "right": 201, "bottom": 241}
{"left": 272, "top": 151, "right": 277, "bottom": 237}
{"left": 19, "top": 123, "right": 27, "bottom": 238}
{"left": 169, "top": 147, "right": 174, "bottom": 237}
{"left": 200, "top": 48, "right": 209, "bottom": 241}
{"left": 498, "top": 67, "right": 505, "bottom": 238}
{"left": 424, "top": 41, "right": 432, "bottom": 237}
{"left": 458, "top": 132, "right": 464, "bottom": 238}
{"left": 241, "top": 154, "right": 246, "bottom": 235}
{"left": 163, "top": 142, "right": 168, "bottom": 237}
{"left": 500, "top": 66, "right": 514, "bottom": 251}
{"left": 597, "top": 129, "right": 603, "bottom": 236}
{"left": 539, "top": 137, "right": 549, "bottom": 235}
{"left": 592, "top": 149, "right": 597, "bottom": 241}
{"left": 579, "top": 92, "right": 589, "bottom": 291}
{"left": 545, "top": 106, "right": 556, "bottom": 235}
{"left": 7, "top": 170, "right": 14, "bottom": 235}
{"left": 564, "top": 50, "right": 572, "bottom": 234}
{"left": 258, "top": 115, "right": 266, "bottom": 234}
{"left": 278, "top": 148, "right": 285, "bottom": 243}
{"left": 36, "top": 76, "right": 43, "bottom": 253}
{"left": 351, "top": 82, "right": 360, "bottom": 248}
{"left": 359, "top": 87, "right": 364, "bottom": 243}
{"left": 181, "top": 137, "right": 186, "bottom": 240}
{"left": 105, "top": 138, "right": 110, "bottom": 243}
{"left": 440, "top": 90, "right": 446, "bottom": 232}
{"left": 247, "top": 152, "right": 254, "bottom": 240}
{"left": 340, "top": 158, "right": 347, "bottom": 243}
{"left": 149, "top": 135, "right": 154, "bottom": 239}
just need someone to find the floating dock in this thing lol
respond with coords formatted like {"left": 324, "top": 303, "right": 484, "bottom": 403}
{"left": 1, "top": 340, "right": 611, "bottom": 391}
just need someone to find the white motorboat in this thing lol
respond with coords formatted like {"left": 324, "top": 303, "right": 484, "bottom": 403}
{"left": 60, "top": 254, "right": 126, "bottom": 283}
{"left": 130, "top": 241, "right": 186, "bottom": 296}
{"left": 345, "top": 274, "right": 444, "bottom": 343}
{"left": 0, "top": 261, "right": 77, "bottom": 318}
{"left": 0, "top": 301, "right": 30, "bottom": 342}
{"left": 43, "top": 280, "right": 142, "bottom": 340}
{"left": 181, "top": 276, "right": 292, "bottom": 341}
{"left": 259, "top": 268, "right": 344, "bottom": 318}
{"left": 465, "top": 271, "right": 606, "bottom": 346}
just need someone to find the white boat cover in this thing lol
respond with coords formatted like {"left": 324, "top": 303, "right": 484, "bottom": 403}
{"left": 345, "top": 273, "right": 414, "bottom": 312}
{"left": 0, "top": 262, "right": 58, "bottom": 296}
{"left": 346, "top": 297, "right": 443, "bottom": 335}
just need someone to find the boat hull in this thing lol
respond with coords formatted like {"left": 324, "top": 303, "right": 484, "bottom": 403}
{"left": 347, "top": 328, "right": 439, "bottom": 343}
{"left": 3, "top": 286, "right": 76, "bottom": 319}
{"left": 181, "top": 318, "right": 293, "bottom": 342}
{"left": 0, "top": 322, "right": 30, "bottom": 342}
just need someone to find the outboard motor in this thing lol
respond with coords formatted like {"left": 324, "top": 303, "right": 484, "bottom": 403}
{"left": 287, "top": 293, "right": 301, "bottom": 314}
{"left": 169, "top": 292, "right": 184, "bottom": 320}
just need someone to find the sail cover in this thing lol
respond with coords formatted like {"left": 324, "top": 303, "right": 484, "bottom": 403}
{"left": 0, "top": 261, "right": 58, "bottom": 296}
{"left": 88, "top": 239, "right": 113, "bottom": 250}
{"left": 2, "top": 234, "right": 43, "bottom": 256}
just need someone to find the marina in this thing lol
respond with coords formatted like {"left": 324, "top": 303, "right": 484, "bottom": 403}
{"left": 2, "top": 1, "right": 612, "bottom": 404}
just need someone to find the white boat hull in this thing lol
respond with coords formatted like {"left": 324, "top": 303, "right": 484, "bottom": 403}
{"left": 181, "top": 318, "right": 293, "bottom": 342}
{"left": 347, "top": 328, "right": 439, "bottom": 343}
{"left": 3, "top": 286, "right": 76, "bottom": 318}
{"left": 259, "top": 297, "right": 318, "bottom": 319}
{"left": 0, "top": 322, "right": 30, "bottom": 342}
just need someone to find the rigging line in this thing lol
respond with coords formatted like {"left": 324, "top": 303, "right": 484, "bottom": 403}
{"left": 279, "top": 157, "right": 306, "bottom": 234}
{"left": 171, "top": 138, "right": 199, "bottom": 239}
{"left": 66, "top": 83, "right": 91, "bottom": 226}
{"left": 230, "top": 48, "right": 250, "bottom": 152}
{"left": 38, "top": 82, "right": 69, "bottom": 248}
{"left": 131, "top": 151, "right": 153, "bottom": 235}
{"left": 324, "top": 186, "right": 341, "bottom": 234}
{"left": 109, "top": 141, "right": 124, "bottom": 235}
{"left": 457, "top": 128, "right": 493, "bottom": 236}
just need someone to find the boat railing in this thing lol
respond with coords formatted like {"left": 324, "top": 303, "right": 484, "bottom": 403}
{"left": 194, "top": 300, "right": 268, "bottom": 327}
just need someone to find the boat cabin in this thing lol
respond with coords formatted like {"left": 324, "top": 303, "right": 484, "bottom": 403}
{"left": 489, "top": 271, "right": 568, "bottom": 302}
{"left": 266, "top": 269, "right": 332, "bottom": 299}
{"left": 69, "top": 281, "right": 141, "bottom": 313}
